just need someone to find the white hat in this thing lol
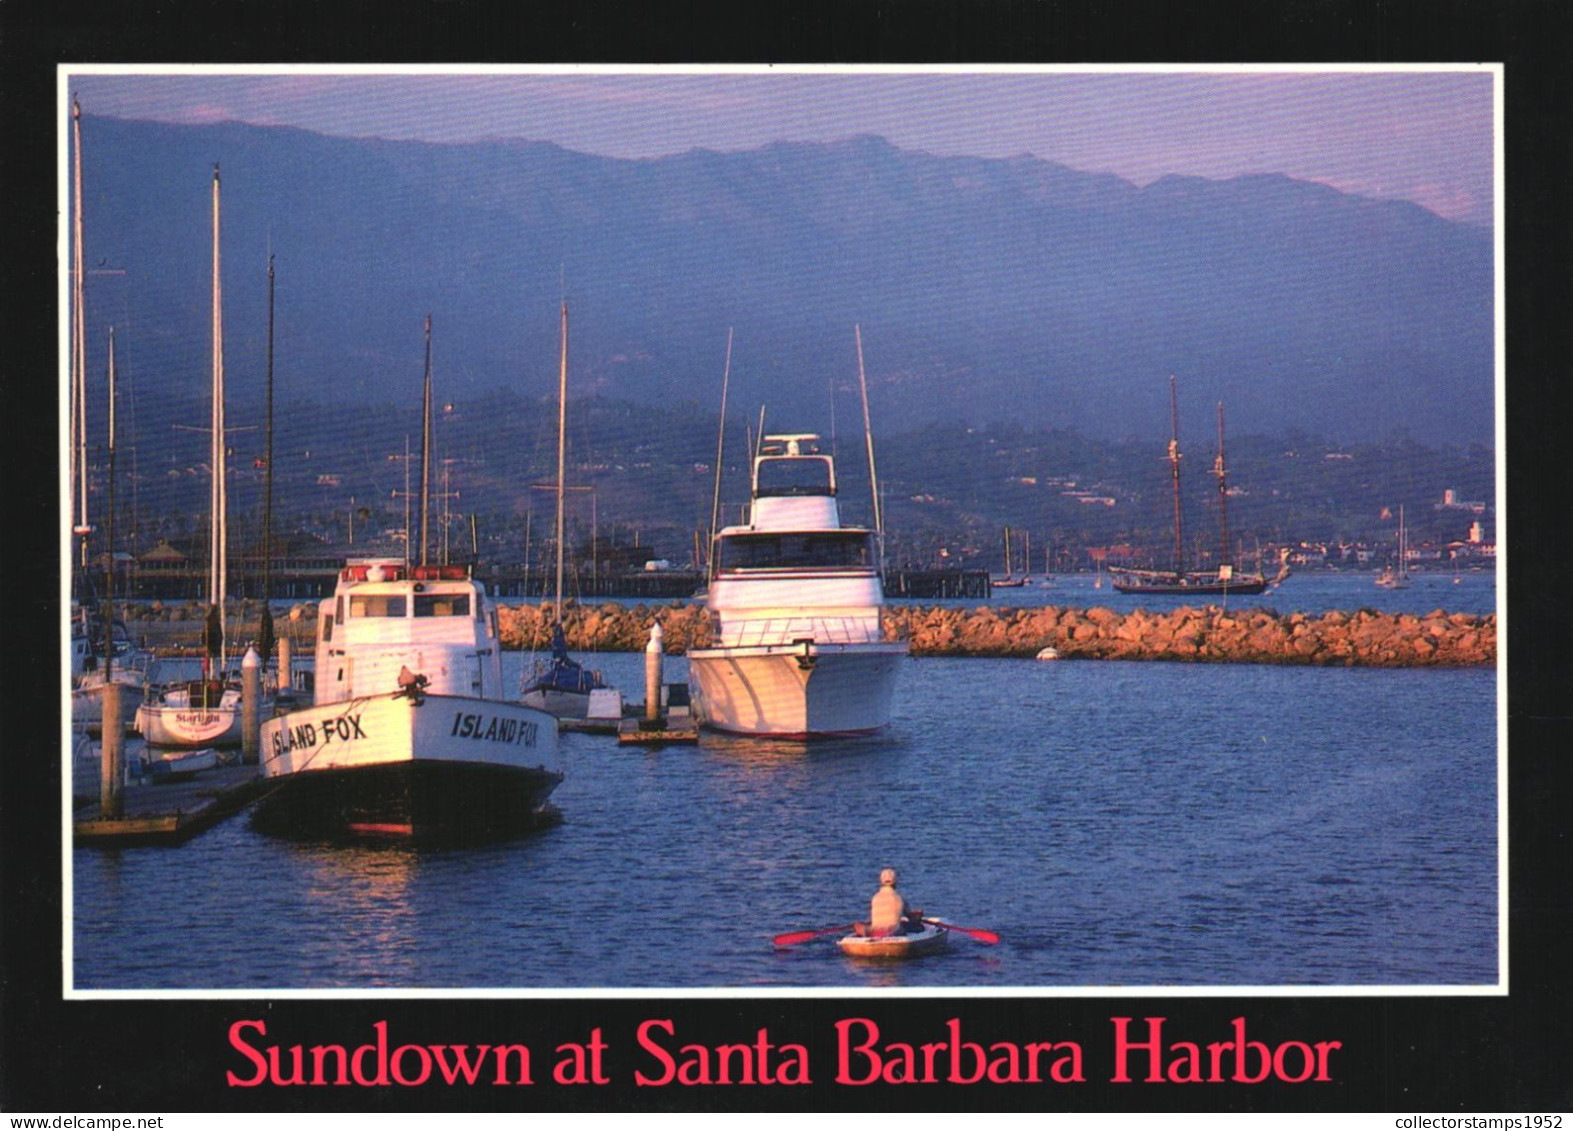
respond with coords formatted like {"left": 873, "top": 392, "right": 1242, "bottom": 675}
{"left": 879, "top": 868, "right": 898, "bottom": 885}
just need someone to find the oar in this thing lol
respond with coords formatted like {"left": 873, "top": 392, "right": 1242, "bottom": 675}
{"left": 773, "top": 924, "right": 854, "bottom": 948}
{"left": 924, "top": 918, "right": 1000, "bottom": 945}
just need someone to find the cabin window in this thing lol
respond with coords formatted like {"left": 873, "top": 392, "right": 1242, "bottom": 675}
{"left": 322, "top": 614, "right": 333, "bottom": 642}
{"left": 414, "top": 593, "right": 471, "bottom": 617}
{"left": 716, "top": 531, "right": 873, "bottom": 571}
{"left": 754, "top": 456, "right": 835, "bottom": 497}
{"left": 349, "top": 594, "right": 407, "bottom": 618}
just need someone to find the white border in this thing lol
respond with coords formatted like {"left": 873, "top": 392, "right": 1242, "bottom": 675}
{"left": 59, "top": 62, "right": 1506, "bottom": 1002}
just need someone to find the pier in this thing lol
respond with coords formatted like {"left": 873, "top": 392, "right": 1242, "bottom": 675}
{"left": 73, "top": 764, "right": 266, "bottom": 846}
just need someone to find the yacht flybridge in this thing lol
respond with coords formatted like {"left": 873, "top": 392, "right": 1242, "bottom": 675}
{"left": 253, "top": 560, "right": 562, "bottom": 841}
{"left": 687, "top": 434, "right": 908, "bottom": 737}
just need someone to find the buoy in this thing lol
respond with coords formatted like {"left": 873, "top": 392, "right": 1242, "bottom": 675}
{"left": 1035, "top": 647, "right": 1062, "bottom": 661}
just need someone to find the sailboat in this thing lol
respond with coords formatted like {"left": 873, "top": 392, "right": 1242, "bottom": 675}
{"left": 1109, "top": 379, "right": 1275, "bottom": 597}
{"left": 136, "top": 165, "right": 258, "bottom": 748}
{"left": 521, "top": 302, "right": 614, "bottom": 718}
{"left": 991, "top": 526, "right": 1026, "bottom": 588}
{"left": 1376, "top": 505, "right": 1412, "bottom": 589}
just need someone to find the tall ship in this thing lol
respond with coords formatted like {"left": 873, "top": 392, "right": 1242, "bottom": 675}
{"left": 253, "top": 559, "right": 562, "bottom": 841}
{"left": 687, "top": 433, "right": 908, "bottom": 737}
{"left": 1109, "top": 378, "right": 1281, "bottom": 598}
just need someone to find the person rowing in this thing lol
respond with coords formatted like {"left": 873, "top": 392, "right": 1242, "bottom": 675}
{"left": 853, "top": 867, "right": 925, "bottom": 938}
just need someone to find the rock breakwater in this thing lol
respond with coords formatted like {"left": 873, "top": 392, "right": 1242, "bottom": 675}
{"left": 110, "top": 599, "right": 1495, "bottom": 667}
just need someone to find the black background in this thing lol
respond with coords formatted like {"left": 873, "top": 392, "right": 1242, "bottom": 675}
{"left": 3, "top": 0, "right": 1569, "bottom": 1113}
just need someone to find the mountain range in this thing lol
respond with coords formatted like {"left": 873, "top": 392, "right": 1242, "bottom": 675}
{"left": 71, "top": 116, "right": 1494, "bottom": 445}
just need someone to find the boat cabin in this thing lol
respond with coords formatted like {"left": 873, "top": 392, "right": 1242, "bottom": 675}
{"left": 314, "top": 559, "right": 503, "bottom": 703}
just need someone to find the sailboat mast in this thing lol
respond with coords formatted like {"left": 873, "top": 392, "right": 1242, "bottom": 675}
{"left": 1167, "top": 375, "right": 1184, "bottom": 574}
{"left": 72, "top": 99, "right": 89, "bottom": 568}
{"left": 210, "top": 164, "right": 227, "bottom": 609}
{"left": 1214, "top": 401, "right": 1231, "bottom": 569}
{"left": 263, "top": 255, "right": 275, "bottom": 601}
{"left": 419, "top": 315, "right": 432, "bottom": 567}
{"left": 554, "top": 301, "right": 568, "bottom": 623}
{"left": 103, "top": 328, "right": 116, "bottom": 680}
{"left": 855, "top": 325, "right": 884, "bottom": 551}
{"left": 707, "top": 327, "right": 733, "bottom": 583}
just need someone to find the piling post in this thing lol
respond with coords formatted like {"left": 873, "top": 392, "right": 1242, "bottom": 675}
{"left": 278, "top": 633, "right": 292, "bottom": 696}
{"left": 99, "top": 683, "right": 123, "bottom": 818}
{"left": 645, "top": 621, "right": 664, "bottom": 722}
{"left": 241, "top": 646, "right": 261, "bottom": 765}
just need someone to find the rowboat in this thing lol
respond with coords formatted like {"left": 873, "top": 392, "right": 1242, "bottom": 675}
{"left": 837, "top": 922, "right": 949, "bottom": 960}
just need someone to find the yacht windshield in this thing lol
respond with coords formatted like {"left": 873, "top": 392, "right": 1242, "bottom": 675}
{"left": 754, "top": 456, "right": 834, "bottom": 497}
{"left": 349, "top": 595, "right": 407, "bottom": 617}
{"left": 717, "top": 531, "right": 873, "bottom": 571}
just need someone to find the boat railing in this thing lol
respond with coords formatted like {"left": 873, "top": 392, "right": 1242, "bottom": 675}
{"left": 718, "top": 615, "right": 891, "bottom": 648}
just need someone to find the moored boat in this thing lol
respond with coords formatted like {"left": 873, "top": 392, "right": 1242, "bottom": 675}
{"left": 837, "top": 922, "right": 950, "bottom": 960}
{"left": 687, "top": 432, "right": 908, "bottom": 737}
{"left": 253, "top": 559, "right": 562, "bottom": 842}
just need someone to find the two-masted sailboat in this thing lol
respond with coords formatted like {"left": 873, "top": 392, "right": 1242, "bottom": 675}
{"left": 1109, "top": 377, "right": 1276, "bottom": 597}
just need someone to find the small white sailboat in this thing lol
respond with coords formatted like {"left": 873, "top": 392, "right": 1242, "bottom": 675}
{"left": 521, "top": 301, "right": 614, "bottom": 719}
{"left": 136, "top": 165, "right": 264, "bottom": 747}
{"left": 1376, "top": 505, "right": 1412, "bottom": 589}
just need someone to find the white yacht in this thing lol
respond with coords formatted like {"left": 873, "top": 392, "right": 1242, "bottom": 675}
{"left": 253, "top": 560, "right": 562, "bottom": 841}
{"left": 687, "top": 434, "right": 907, "bottom": 737}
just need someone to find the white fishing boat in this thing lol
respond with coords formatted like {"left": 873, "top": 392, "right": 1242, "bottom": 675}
{"left": 521, "top": 301, "right": 615, "bottom": 719}
{"left": 253, "top": 559, "right": 562, "bottom": 841}
{"left": 688, "top": 432, "right": 908, "bottom": 737}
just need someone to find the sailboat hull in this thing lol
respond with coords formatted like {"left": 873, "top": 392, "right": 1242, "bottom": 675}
{"left": 136, "top": 696, "right": 243, "bottom": 747}
{"left": 688, "top": 641, "right": 907, "bottom": 737}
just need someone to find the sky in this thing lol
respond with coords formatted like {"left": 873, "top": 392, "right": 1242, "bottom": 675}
{"left": 65, "top": 66, "right": 1497, "bottom": 227}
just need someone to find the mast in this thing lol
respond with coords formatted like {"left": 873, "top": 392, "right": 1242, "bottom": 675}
{"left": 1167, "top": 375, "right": 1184, "bottom": 574}
{"left": 707, "top": 328, "right": 733, "bottom": 583}
{"left": 102, "top": 328, "right": 116, "bottom": 682}
{"left": 1213, "top": 401, "right": 1231, "bottom": 571}
{"left": 419, "top": 315, "right": 433, "bottom": 567}
{"left": 855, "top": 325, "right": 884, "bottom": 552}
{"left": 210, "top": 164, "right": 227, "bottom": 610}
{"left": 71, "top": 99, "right": 90, "bottom": 570}
{"left": 259, "top": 254, "right": 276, "bottom": 663}
{"left": 554, "top": 300, "right": 568, "bottom": 623}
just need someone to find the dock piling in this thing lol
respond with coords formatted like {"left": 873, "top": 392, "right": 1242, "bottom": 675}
{"left": 99, "top": 683, "right": 124, "bottom": 819}
{"left": 645, "top": 621, "right": 664, "bottom": 722}
{"left": 242, "top": 646, "right": 261, "bottom": 764}
{"left": 278, "top": 633, "right": 292, "bottom": 695}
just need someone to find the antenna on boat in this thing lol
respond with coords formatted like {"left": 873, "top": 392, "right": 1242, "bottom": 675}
{"left": 1167, "top": 375, "right": 1184, "bottom": 575}
{"left": 707, "top": 328, "right": 734, "bottom": 584}
{"left": 420, "top": 315, "right": 433, "bottom": 567}
{"left": 855, "top": 325, "right": 884, "bottom": 564}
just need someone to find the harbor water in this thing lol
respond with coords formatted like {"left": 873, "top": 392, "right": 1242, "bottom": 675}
{"left": 71, "top": 602, "right": 1499, "bottom": 992}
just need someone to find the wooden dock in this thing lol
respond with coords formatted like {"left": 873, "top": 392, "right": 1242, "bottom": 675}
{"left": 73, "top": 764, "right": 268, "bottom": 846}
{"left": 616, "top": 715, "right": 700, "bottom": 746}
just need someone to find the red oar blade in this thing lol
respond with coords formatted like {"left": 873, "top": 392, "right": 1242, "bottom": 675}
{"left": 925, "top": 919, "right": 1000, "bottom": 945}
{"left": 773, "top": 925, "right": 851, "bottom": 948}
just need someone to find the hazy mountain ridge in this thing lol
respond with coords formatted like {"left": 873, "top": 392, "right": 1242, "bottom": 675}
{"left": 74, "top": 117, "right": 1493, "bottom": 445}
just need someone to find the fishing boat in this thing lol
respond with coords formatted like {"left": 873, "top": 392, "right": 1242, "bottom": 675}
{"left": 1109, "top": 380, "right": 1278, "bottom": 597}
{"left": 136, "top": 166, "right": 264, "bottom": 747}
{"left": 837, "top": 922, "right": 950, "bottom": 960}
{"left": 688, "top": 432, "right": 908, "bottom": 736}
{"left": 1376, "top": 505, "right": 1412, "bottom": 589}
{"left": 252, "top": 558, "right": 562, "bottom": 841}
{"left": 521, "top": 301, "right": 614, "bottom": 719}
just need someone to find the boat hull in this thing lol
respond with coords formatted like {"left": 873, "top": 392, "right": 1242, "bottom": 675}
{"left": 521, "top": 685, "right": 592, "bottom": 719}
{"left": 255, "top": 693, "right": 561, "bottom": 841}
{"left": 1108, "top": 568, "right": 1268, "bottom": 597}
{"left": 838, "top": 924, "right": 949, "bottom": 960}
{"left": 136, "top": 700, "right": 243, "bottom": 747}
{"left": 687, "top": 641, "right": 907, "bottom": 737}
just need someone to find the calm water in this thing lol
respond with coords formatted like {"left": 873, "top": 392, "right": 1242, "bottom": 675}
{"left": 72, "top": 631, "right": 1499, "bottom": 992}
